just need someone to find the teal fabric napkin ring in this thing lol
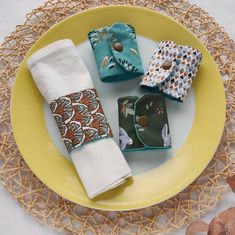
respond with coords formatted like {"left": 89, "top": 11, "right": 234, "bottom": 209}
{"left": 140, "top": 41, "right": 202, "bottom": 102}
{"left": 118, "top": 93, "right": 172, "bottom": 152}
{"left": 88, "top": 23, "right": 144, "bottom": 83}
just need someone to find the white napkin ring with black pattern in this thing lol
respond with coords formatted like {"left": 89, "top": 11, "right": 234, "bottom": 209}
{"left": 140, "top": 41, "right": 202, "bottom": 102}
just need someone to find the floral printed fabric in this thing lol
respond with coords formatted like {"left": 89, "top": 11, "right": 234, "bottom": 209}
{"left": 50, "top": 89, "right": 113, "bottom": 152}
{"left": 118, "top": 94, "right": 171, "bottom": 151}
{"left": 88, "top": 23, "right": 144, "bottom": 83}
{"left": 140, "top": 41, "right": 202, "bottom": 102}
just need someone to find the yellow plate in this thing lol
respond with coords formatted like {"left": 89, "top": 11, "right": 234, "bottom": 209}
{"left": 11, "top": 6, "right": 226, "bottom": 210}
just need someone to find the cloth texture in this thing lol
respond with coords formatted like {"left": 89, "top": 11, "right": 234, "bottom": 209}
{"left": 49, "top": 89, "right": 113, "bottom": 152}
{"left": 140, "top": 41, "right": 202, "bottom": 102}
{"left": 118, "top": 93, "right": 171, "bottom": 151}
{"left": 88, "top": 23, "right": 144, "bottom": 82}
{"left": 27, "top": 39, "right": 132, "bottom": 198}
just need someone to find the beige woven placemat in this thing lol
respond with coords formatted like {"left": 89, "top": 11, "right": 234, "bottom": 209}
{"left": 0, "top": 0, "right": 234, "bottom": 234}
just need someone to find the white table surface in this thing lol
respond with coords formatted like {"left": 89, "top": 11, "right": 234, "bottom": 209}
{"left": 0, "top": 0, "right": 234, "bottom": 234}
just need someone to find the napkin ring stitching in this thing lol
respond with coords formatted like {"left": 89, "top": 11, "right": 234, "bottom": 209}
{"left": 50, "top": 89, "right": 113, "bottom": 152}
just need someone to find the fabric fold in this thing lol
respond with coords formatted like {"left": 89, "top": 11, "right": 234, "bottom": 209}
{"left": 27, "top": 39, "right": 132, "bottom": 198}
{"left": 118, "top": 94, "right": 172, "bottom": 152}
{"left": 88, "top": 23, "right": 144, "bottom": 83}
{"left": 140, "top": 41, "right": 202, "bottom": 102}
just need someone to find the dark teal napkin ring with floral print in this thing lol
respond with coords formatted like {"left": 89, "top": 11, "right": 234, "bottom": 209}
{"left": 88, "top": 23, "right": 144, "bottom": 83}
{"left": 118, "top": 94, "right": 172, "bottom": 152}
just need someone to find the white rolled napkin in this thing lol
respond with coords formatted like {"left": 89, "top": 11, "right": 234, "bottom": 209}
{"left": 27, "top": 39, "right": 132, "bottom": 198}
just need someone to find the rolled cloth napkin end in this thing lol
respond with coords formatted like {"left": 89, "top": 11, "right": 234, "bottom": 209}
{"left": 26, "top": 39, "right": 132, "bottom": 198}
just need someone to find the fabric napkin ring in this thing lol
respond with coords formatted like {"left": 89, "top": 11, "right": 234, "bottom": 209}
{"left": 50, "top": 88, "right": 113, "bottom": 152}
{"left": 88, "top": 23, "right": 144, "bottom": 83}
{"left": 118, "top": 93, "right": 172, "bottom": 152}
{"left": 140, "top": 41, "right": 202, "bottom": 102}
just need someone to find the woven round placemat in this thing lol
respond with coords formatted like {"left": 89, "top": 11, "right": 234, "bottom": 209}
{"left": 0, "top": 0, "right": 234, "bottom": 234}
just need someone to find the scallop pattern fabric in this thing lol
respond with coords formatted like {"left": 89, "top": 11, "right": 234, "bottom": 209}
{"left": 50, "top": 89, "right": 113, "bottom": 152}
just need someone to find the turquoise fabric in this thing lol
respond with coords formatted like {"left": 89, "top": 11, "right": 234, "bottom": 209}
{"left": 88, "top": 23, "right": 144, "bottom": 83}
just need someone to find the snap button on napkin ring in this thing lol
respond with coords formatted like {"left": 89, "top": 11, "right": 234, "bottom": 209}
{"left": 50, "top": 88, "right": 113, "bottom": 152}
{"left": 113, "top": 42, "right": 123, "bottom": 52}
{"left": 162, "top": 59, "right": 172, "bottom": 70}
{"left": 136, "top": 115, "right": 149, "bottom": 127}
